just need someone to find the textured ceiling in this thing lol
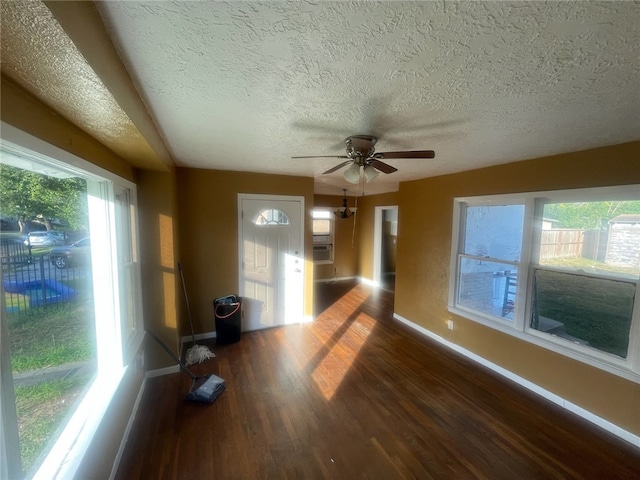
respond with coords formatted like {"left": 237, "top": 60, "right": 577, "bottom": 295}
{"left": 3, "top": 1, "right": 640, "bottom": 195}
{"left": 0, "top": 0, "right": 163, "bottom": 171}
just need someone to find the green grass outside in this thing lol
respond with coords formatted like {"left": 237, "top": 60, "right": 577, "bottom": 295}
{"left": 15, "top": 375, "right": 92, "bottom": 475}
{"left": 8, "top": 300, "right": 96, "bottom": 372}
{"left": 8, "top": 295, "right": 96, "bottom": 475}
{"left": 535, "top": 269, "right": 635, "bottom": 358}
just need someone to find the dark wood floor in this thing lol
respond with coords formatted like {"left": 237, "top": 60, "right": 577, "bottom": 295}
{"left": 116, "top": 280, "right": 640, "bottom": 479}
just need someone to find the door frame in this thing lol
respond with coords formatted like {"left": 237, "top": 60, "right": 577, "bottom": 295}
{"left": 237, "top": 193, "right": 306, "bottom": 326}
{"left": 373, "top": 205, "right": 398, "bottom": 287}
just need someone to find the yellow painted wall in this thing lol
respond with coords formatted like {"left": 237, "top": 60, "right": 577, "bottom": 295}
{"left": 175, "top": 168, "right": 315, "bottom": 336}
{"left": 136, "top": 169, "right": 183, "bottom": 369}
{"left": 394, "top": 141, "right": 640, "bottom": 436}
{"left": 313, "top": 194, "right": 359, "bottom": 280}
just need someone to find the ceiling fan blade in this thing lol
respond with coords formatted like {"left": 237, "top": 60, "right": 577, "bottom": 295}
{"left": 322, "top": 160, "right": 352, "bottom": 174}
{"left": 375, "top": 150, "right": 435, "bottom": 159}
{"left": 291, "top": 155, "right": 349, "bottom": 159}
{"left": 368, "top": 159, "right": 397, "bottom": 174}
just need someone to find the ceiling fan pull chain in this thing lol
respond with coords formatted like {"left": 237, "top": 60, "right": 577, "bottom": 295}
{"left": 352, "top": 194, "right": 358, "bottom": 248}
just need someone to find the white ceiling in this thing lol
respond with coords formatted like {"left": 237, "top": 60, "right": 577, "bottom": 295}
{"left": 3, "top": 1, "right": 640, "bottom": 196}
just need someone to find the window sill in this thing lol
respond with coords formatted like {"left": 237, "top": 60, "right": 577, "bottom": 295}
{"left": 448, "top": 305, "right": 640, "bottom": 385}
{"left": 313, "top": 260, "right": 334, "bottom": 265}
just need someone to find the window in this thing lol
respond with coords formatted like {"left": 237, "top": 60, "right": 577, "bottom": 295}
{"left": 1, "top": 125, "right": 143, "bottom": 479}
{"left": 254, "top": 209, "right": 290, "bottom": 225}
{"left": 456, "top": 204, "right": 524, "bottom": 321}
{"left": 449, "top": 186, "right": 640, "bottom": 380}
{"left": 312, "top": 209, "right": 333, "bottom": 264}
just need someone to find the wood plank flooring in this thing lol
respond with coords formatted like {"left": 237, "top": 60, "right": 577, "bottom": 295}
{"left": 116, "top": 280, "right": 640, "bottom": 479}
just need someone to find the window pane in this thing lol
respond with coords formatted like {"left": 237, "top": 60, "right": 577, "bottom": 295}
{"left": 312, "top": 210, "right": 331, "bottom": 219}
{"left": 463, "top": 205, "right": 524, "bottom": 261}
{"left": 540, "top": 201, "right": 640, "bottom": 277}
{"left": 458, "top": 257, "right": 518, "bottom": 319}
{"left": 531, "top": 269, "right": 635, "bottom": 358}
{"left": 313, "top": 219, "right": 331, "bottom": 235}
{"left": 1, "top": 162, "right": 96, "bottom": 475}
{"left": 254, "top": 209, "right": 290, "bottom": 225}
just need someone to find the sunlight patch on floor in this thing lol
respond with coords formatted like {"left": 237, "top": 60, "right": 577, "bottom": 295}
{"left": 311, "top": 312, "right": 373, "bottom": 400}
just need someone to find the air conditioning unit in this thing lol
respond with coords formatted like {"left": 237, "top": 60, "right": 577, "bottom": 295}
{"left": 313, "top": 243, "right": 333, "bottom": 263}
{"left": 313, "top": 234, "right": 331, "bottom": 244}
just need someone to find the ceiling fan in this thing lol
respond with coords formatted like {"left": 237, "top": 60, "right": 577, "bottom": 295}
{"left": 292, "top": 135, "right": 435, "bottom": 184}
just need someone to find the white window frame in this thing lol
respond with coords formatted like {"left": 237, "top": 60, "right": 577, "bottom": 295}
{"left": 449, "top": 185, "right": 640, "bottom": 383}
{"left": 0, "top": 123, "right": 144, "bottom": 479}
{"left": 312, "top": 208, "right": 334, "bottom": 264}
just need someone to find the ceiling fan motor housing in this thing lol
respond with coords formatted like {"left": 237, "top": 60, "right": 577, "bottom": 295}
{"left": 345, "top": 135, "right": 377, "bottom": 162}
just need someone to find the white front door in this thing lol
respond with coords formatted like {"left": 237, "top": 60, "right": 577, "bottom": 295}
{"left": 238, "top": 194, "right": 304, "bottom": 331}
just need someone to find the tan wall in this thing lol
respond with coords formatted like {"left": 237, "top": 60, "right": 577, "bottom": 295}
{"left": 394, "top": 141, "right": 640, "bottom": 436}
{"left": 313, "top": 194, "right": 359, "bottom": 280}
{"left": 176, "top": 168, "right": 315, "bottom": 336}
{"left": 137, "top": 169, "right": 183, "bottom": 369}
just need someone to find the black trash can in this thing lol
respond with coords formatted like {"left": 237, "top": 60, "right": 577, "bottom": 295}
{"left": 214, "top": 295, "right": 242, "bottom": 345}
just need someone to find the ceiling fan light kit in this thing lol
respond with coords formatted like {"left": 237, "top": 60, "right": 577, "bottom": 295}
{"left": 363, "top": 164, "right": 379, "bottom": 182}
{"left": 344, "top": 163, "right": 361, "bottom": 184}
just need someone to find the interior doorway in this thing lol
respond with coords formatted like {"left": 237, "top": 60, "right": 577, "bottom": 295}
{"left": 373, "top": 206, "right": 398, "bottom": 292}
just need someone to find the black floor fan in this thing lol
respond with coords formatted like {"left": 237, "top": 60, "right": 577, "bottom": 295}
{"left": 147, "top": 330, "right": 225, "bottom": 403}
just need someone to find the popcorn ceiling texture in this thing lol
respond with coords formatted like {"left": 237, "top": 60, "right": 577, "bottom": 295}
{"left": 0, "top": 0, "right": 160, "bottom": 170}
{"left": 3, "top": 1, "right": 640, "bottom": 194}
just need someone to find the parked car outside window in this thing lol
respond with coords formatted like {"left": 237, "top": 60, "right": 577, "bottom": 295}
{"left": 23, "top": 231, "right": 65, "bottom": 247}
{"left": 49, "top": 237, "right": 91, "bottom": 269}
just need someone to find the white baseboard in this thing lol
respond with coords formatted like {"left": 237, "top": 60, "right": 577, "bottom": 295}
{"left": 393, "top": 312, "right": 640, "bottom": 449}
{"left": 145, "top": 365, "right": 180, "bottom": 378}
{"left": 109, "top": 361, "right": 187, "bottom": 479}
{"left": 314, "top": 275, "right": 357, "bottom": 283}
{"left": 359, "top": 277, "right": 379, "bottom": 287}
{"left": 181, "top": 331, "right": 217, "bottom": 344}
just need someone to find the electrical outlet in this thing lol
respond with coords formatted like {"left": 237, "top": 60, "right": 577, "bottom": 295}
{"left": 447, "top": 320, "right": 454, "bottom": 330}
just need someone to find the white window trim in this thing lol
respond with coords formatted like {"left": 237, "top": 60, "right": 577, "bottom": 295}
{"left": 448, "top": 185, "right": 640, "bottom": 383}
{"left": 313, "top": 208, "right": 334, "bottom": 265}
{"left": 1, "top": 122, "right": 144, "bottom": 479}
